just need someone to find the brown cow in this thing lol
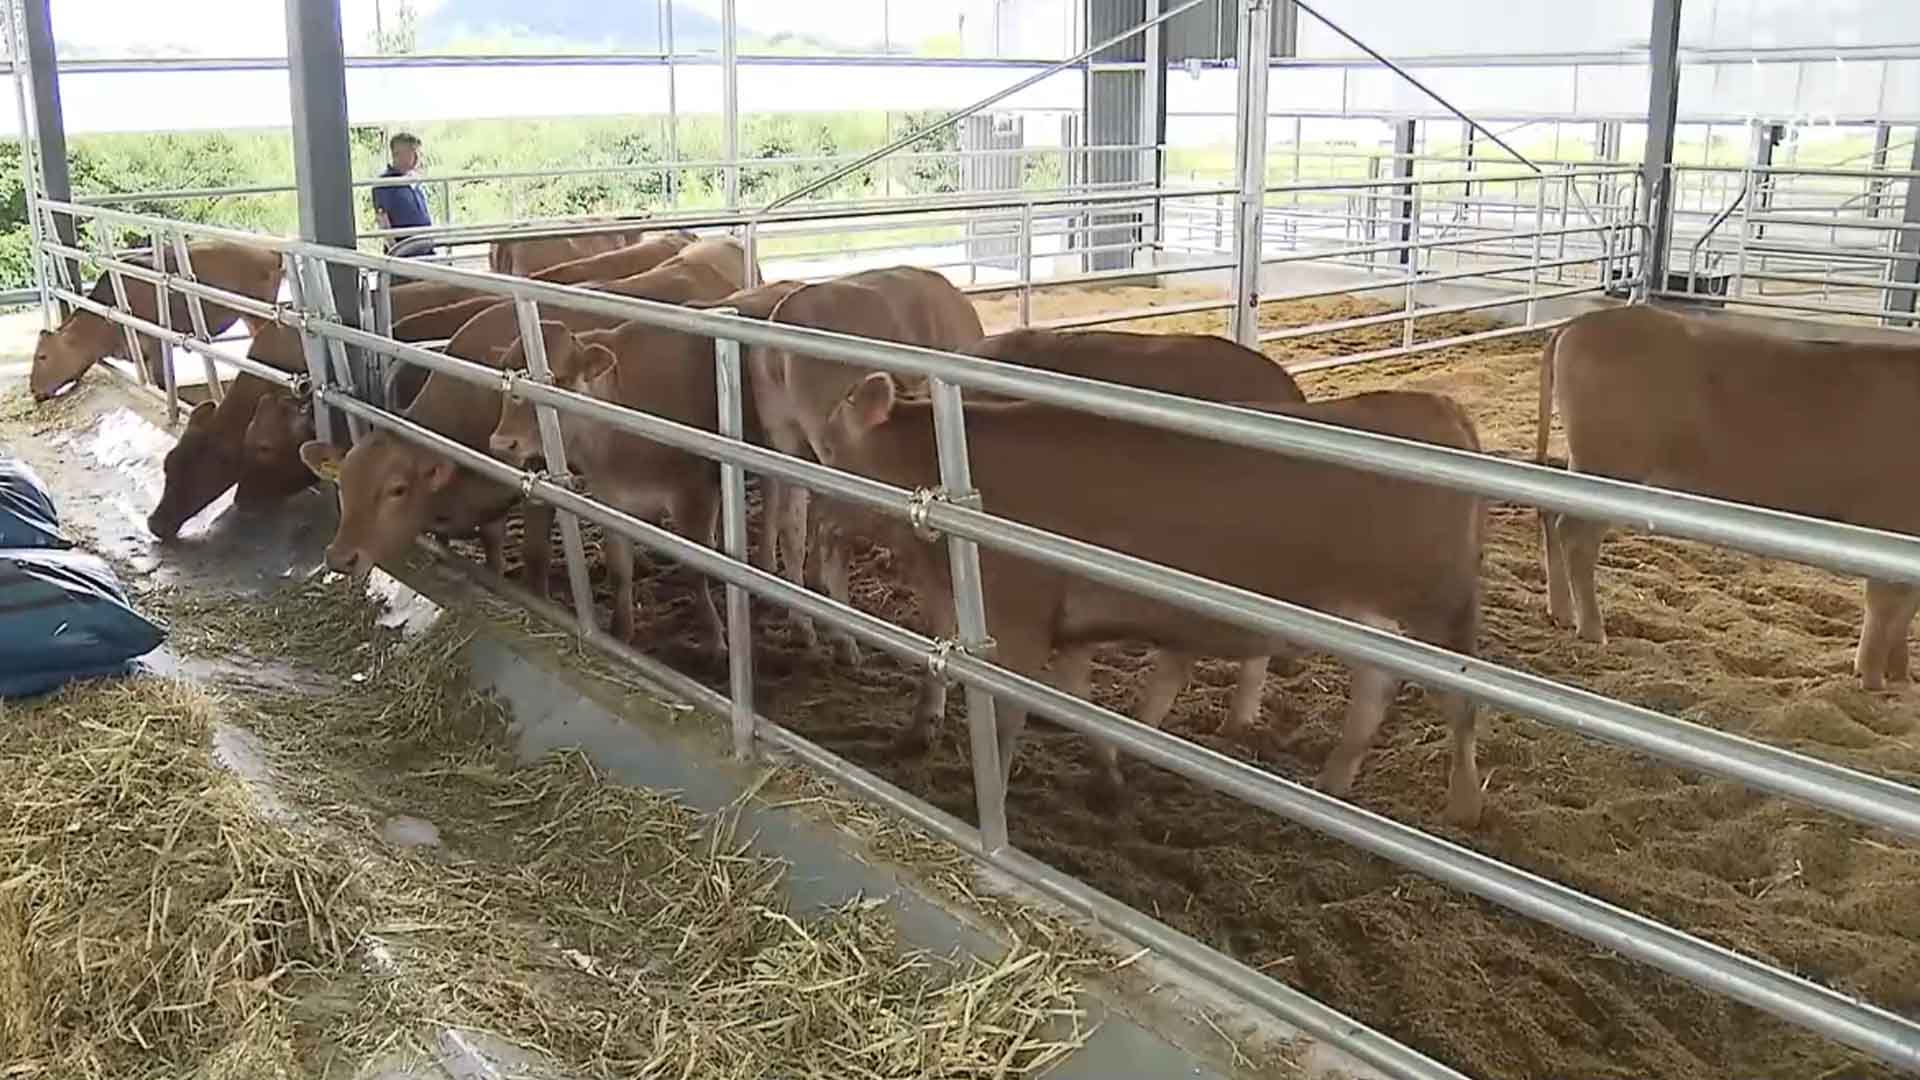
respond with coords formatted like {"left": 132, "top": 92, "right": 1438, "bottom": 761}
{"left": 389, "top": 280, "right": 491, "bottom": 323}
{"left": 489, "top": 319, "right": 732, "bottom": 647}
{"left": 31, "top": 239, "right": 284, "bottom": 401}
{"left": 530, "top": 231, "right": 700, "bottom": 286}
{"left": 488, "top": 227, "right": 653, "bottom": 277}
{"left": 742, "top": 266, "right": 985, "bottom": 659}
{"left": 818, "top": 378, "right": 1487, "bottom": 823}
{"left": 299, "top": 238, "right": 751, "bottom": 585}
{"left": 148, "top": 322, "right": 310, "bottom": 540}
{"left": 1536, "top": 304, "right": 1920, "bottom": 690}
{"left": 895, "top": 327, "right": 1312, "bottom": 747}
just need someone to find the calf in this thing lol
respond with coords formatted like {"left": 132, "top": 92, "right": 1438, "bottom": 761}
{"left": 1536, "top": 304, "right": 1920, "bottom": 690}
{"left": 148, "top": 322, "right": 311, "bottom": 539}
{"left": 489, "top": 227, "right": 653, "bottom": 277}
{"left": 820, "top": 377, "right": 1487, "bottom": 825}
{"left": 31, "top": 239, "right": 283, "bottom": 401}
{"left": 746, "top": 266, "right": 985, "bottom": 658}
{"left": 490, "top": 319, "right": 731, "bottom": 647}
{"left": 530, "top": 231, "right": 699, "bottom": 286}
{"left": 299, "top": 239, "right": 751, "bottom": 586}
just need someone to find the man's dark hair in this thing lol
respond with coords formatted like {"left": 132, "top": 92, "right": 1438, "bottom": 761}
{"left": 390, "top": 132, "right": 421, "bottom": 152}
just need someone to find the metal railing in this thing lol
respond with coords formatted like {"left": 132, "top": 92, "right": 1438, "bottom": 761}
{"left": 32, "top": 196, "right": 1920, "bottom": 1077}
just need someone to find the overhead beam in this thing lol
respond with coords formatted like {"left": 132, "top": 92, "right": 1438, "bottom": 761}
{"left": 1637, "top": 0, "right": 1683, "bottom": 297}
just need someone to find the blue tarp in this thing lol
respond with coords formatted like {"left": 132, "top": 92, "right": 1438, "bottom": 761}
{"left": 0, "top": 454, "right": 69, "bottom": 550}
{"left": 0, "top": 549, "right": 166, "bottom": 699}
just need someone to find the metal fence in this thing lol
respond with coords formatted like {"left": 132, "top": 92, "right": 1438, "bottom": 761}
{"left": 30, "top": 194, "right": 1920, "bottom": 1078}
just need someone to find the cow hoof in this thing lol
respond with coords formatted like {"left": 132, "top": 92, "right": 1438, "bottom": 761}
{"left": 891, "top": 725, "right": 933, "bottom": 755}
{"left": 834, "top": 634, "right": 862, "bottom": 667}
{"left": 1859, "top": 671, "right": 1887, "bottom": 692}
{"left": 1575, "top": 625, "right": 1607, "bottom": 646}
{"left": 1084, "top": 770, "right": 1127, "bottom": 812}
{"left": 1444, "top": 788, "right": 1485, "bottom": 829}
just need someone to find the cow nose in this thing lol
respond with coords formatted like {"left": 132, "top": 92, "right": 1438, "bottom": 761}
{"left": 325, "top": 545, "right": 361, "bottom": 578}
{"left": 489, "top": 431, "right": 523, "bottom": 463}
{"left": 147, "top": 510, "right": 181, "bottom": 541}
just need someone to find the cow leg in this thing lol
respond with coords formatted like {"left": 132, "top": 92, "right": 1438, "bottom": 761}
{"left": 1883, "top": 585, "right": 1920, "bottom": 684}
{"left": 607, "top": 533, "right": 639, "bottom": 642}
{"left": 1408, "top": 599, "right": 1484, "bottom": 827}
{"left": 814, "top": 513, "right": 862, "bottom": 666}
{"left": 1556, "top": 515, "right": 1609, "bottom": 644}
{"left": 1221, "top": 655, "right": 1271, "bottom": 737}
{"left": 1050, "top": 644, "right": 1126, "bottom": 801}
{"left": 899, "top": 547, "right": 954, "bottom": 753}
{"left": 1856, "top": 578, "right": 1920, "bottom": 690}
{"left": 1318, "top": 661, "right": 1399, "bottom": 801}
{"left": 1541, "top": 510, "right": 1574, "bottom": 629}
{"left": 670, "top": 485, "right": 726, "bottom": 654}
{"left": 518, "top": 502, "right": 554, "bottom": 595}
{"left": 479, "top": 517, "right": 507, "bottom": 576}
{"left": 754, "top": 477, "right": 785, "bottom": 573}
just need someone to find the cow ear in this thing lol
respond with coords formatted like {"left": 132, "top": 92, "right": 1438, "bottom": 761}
{"left": 299, "top": 439, "right": 342, "bottom": 481}
{"left": 424, "top": 458, "right": 458, "bottom": 493}
{"left": 578, "top": 342, "right": 618, "bottom": 382}
{"left": 848, "top": 372, "right": 896, "bottom": 432}
{"left": 185, "top": 400, "right": 217, "bottom": 431}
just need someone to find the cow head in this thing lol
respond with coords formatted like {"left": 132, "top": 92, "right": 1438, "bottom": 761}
{"left": 235, "top": 392, "right": 318, "bottom": 508}
{"left": 29, "top": 324, "right": 97, "bottom": 401}
{"left": 149, "top": 400, "right": 238, "bottom": 540}
{"left": 489, "top": 320, "right": 615, "bottom": 470}
{"left": 819, "top": 371, "right": 898, "bottom": 470}
{"left": 300, "top": 433, "right": 458, "bottom": 582}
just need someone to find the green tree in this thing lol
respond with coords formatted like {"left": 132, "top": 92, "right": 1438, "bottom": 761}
{"left": 372, "top": 0, "right": 419, "bottom": 55}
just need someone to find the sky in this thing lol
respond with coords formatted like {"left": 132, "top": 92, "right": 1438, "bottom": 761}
{"left": 32, "top": 0, "right": 1920, "bottom": 61}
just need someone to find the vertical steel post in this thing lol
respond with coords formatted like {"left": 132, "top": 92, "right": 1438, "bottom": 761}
{"left": 721, "top": 0, "right": 740, "bottom": 208}
{"left": 168, "top": 231, "right": 224, "bottom": 403}
{"left": 21, "top": 0, "right": 76, "bottom": 316}
{"left": 1018, "top": 201, "right": 1034, "bottom": 328}
{"left": 300, "top": 252, "right": 365, "bottom": 442}
{"left": 927, "top": 376, "right": 1008, "bottom": 854}
{"left": 1391, "top": 118, "right": 1416, "bottom": 267}
{"left": 1137, "top": 0, "right": 1165, "bottom": 270}
{"left": 1637, "top": 0, "right": 1683, "bottom": 301}
{"left": 150, "top": 226, "right": 178, "bottom": 425}
{"left": 513, "top": 298, "right": 598, "bottom": 632}
{"left": 663, "top": 0, "right": 680, "bottom": 206}
{"left": 1228, "top": 0, "right": 1273, "bottom": 347}
{"left": 713, "top": 322, "right": 755, "bottom": 761}
{"left": 356, "top": 271, "right": 388, "bottom": 411}
{"left": 283, "top": 252, "right": 338, "bottom": 447}
{"left": 741, "top": 221, "right": 758, "bottom": 288}
{"left": 4, "top": 1, "right": 50, "bottom": 327}
{"left": 1527, "top": 174, "right": 1546, "bottom": 325}
{"left": 90, "top": 225, "right": 147, "bottom": 388}
{"left": 1883, "top": 130, "right": 1920, "bottom": 327}
{"left": 1868, "top": 121, "right": 1893, "bottom": 219}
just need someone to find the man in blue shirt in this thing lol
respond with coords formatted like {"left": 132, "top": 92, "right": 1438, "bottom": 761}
{"left": 371, "top": 132, "right": 435, "bottom": 257}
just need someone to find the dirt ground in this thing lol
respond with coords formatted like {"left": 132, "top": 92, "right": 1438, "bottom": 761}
{"left": 487, "top": 281, "right": 1920, "bottom": 1080}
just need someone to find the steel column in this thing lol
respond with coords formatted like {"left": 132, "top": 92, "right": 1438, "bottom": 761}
{"left": 1229, "top": 0, "right": 1273, "bottom": 347}
{"left": 512, "top": 299, "right": 597, "bottom": 634}
{"left": 928, "top": 377, "right": 1008, "bottom": 854}
{"left": 1392, "top": 118, "right": 1417, "bottom": 266}
{"left": 1138, "top": 0, "right": 1165, "bottom": 268}
{"left": 1637, "top": 0, "right": 1683, "bottom": 298}
{"left": 21, "top": 0, "right": 76, "bottom": 312}
{"left": 721, "top": 0, "right": 739, "bottom": 208}
{"left": 284, "top": 0, "right": 361, "bottom": 413}
{"left": 714, "top": 327, "right": 755, "bottom": 761}
{"left": 1884, "top": 129, "right": 1920, "bottom": 326}
{"left": 1868, "top": 121, "right": 1893, "bottom": 219}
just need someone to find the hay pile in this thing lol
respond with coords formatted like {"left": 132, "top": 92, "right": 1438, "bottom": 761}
{"left": 0, "top": 570, "right": 1099, "bottom": 1079}
{"left": 0, "top": 678, "right": 371, "bottom": 1079}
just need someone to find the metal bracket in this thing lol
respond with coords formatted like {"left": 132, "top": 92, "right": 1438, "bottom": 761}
{"left": 907, "top": 485, "right": 981, "bottom": 542}
{"left": 927, "top": 634, "right": 997, "bottom": 681}
{"left": 500, "top": 367, "right": 519, "bottom": 396}
{"left": 289, "top": 373, "right": 314, "bottom": 399}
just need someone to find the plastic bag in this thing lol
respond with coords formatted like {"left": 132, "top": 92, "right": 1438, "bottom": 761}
{"left": 0, "top": 453, "right": 70, "bottom": 550}
{"left": 0, "top": 548, "right": 166, "bottom": 698}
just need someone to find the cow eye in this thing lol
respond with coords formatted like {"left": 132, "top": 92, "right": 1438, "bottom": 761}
{"left": 387, "top": 483, "right": 408, "bottom": 499}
